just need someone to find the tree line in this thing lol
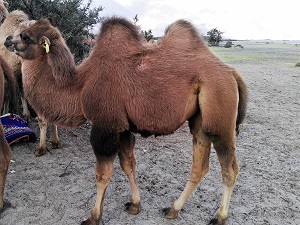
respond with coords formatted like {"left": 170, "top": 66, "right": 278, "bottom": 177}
{"left": 6, "top": 0, "right": 228, "bottom": 62}
{"left": 7, "top": 0, "right": 103, "bottom": 63}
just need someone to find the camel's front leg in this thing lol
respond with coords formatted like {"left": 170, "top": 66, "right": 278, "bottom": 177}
{"left": 0, "top": 124, "right": 12, "bottom": 212}
{"left": 35, "top": 117, "right": 61, "bottom": 156}
{"left": 81, "top": 126, "right": 121, "bottom": 225}
{"left": 81, "top": 155, "right": 116, "bottom": 225}
{"left": 35, "top": 117, "right": 47, "bottom": 156}
{"left": 118, "top": 131, "right": 141, "bottom": 214}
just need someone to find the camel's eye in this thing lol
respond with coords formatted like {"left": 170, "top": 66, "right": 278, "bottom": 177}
{"left": 20, "top": 33, "right": 30, "bottom": 43}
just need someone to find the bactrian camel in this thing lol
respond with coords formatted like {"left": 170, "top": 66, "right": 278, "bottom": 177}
{"left": 5, "top": 17, "right": 247, "bottom": 225}
{"left": 0, "top": 1, "right": 60, "bottom": 156}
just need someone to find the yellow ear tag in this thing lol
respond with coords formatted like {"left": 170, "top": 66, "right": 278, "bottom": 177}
{"left": 44, "top": 42, "right": 50, "bottom": 54}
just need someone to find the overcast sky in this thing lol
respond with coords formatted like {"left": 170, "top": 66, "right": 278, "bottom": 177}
{"left": 89, "top": 0, "right": 299, "bottom": 40}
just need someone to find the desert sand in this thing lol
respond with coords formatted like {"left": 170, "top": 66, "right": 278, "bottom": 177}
{"left": 0, "top": 40, "right": 299, "bottom": 225}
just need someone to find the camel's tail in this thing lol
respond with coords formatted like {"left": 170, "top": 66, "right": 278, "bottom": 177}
{"left": 233, "top": 70, "right": 247, "bottom": 135}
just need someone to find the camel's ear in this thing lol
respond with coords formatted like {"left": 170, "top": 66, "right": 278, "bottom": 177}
{"left": 3, "top": 1, "right": 8, "bottom": 8}
{"left": 39, "top": 36, "right": 51, "bottom": 54}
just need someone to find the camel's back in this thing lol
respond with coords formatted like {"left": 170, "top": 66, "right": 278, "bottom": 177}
{"left": 81, "top": 17, "right": 235, "bottom": 135}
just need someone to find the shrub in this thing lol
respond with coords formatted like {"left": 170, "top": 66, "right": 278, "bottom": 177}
{"left": 224, "top": 41, "right": 233, "bottom": 48}
{"left": 235, "top": 44, "right": 244, "bottom": 49}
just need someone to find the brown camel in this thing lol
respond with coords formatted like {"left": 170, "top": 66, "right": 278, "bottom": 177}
{"left": 5, "top": 17, "right": 247, "bottom": 225}
{"left": 0, "top": 3, "right": 60, "bottom": 156}
{"left": 0, "top": 55, "right": 17, "bottom": 212}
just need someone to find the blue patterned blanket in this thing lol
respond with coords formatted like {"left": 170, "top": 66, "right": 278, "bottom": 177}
{"left": 0, "top": 113, "right": 36, "bottom": 145}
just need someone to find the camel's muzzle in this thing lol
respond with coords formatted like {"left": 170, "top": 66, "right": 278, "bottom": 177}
{"left": 4, "top": 35, "right": 16, "bottom": 52}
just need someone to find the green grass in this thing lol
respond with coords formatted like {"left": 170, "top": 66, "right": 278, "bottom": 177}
{"left": 295, "top": 62, "right": 300, "bottom": 67}
{"left": 209, "top": 41, "right": 300, "bottom": 65}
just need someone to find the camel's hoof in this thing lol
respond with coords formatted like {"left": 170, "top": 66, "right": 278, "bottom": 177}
{"left": 0, "top": 200, "right": 12, "bottom": 213}
{"left": 209, "top": 217, "right": 226, "bottom": 225}
{"left": 161, "top": 207, "right": 179, "bottom": 219}
{"left": 125, "top": 202, "right": 141, "bottom": 215}
{"left": 35, "top": 148, "right": 46, "bottom": 157}
{"left": 80, "top": 218, "right": 99, "bottom": 225}
{"left": 80, "top": 219, "right": 91, "bottom": 225}
{"left": 80, "top": 219, "right": 90, "bottom": 225}
{"left": 52, "top": 141, "right": 62, "bottom": 149}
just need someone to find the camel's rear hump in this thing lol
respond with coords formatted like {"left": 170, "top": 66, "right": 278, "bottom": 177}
{"left": 160, "top": 19, "right": 208, "bottom": 52}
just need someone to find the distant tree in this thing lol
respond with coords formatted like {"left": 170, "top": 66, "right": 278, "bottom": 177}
{"left": 142, "top": 29, "right": 154, "bottom": 42}
{"left": 132, "top": 14, "right": 154, "bottom": 42}
{"left": 7, "top": 0, "right": 103, "bottom": 63}
{"left": 224, "top": 40, "right": 233, "bottom": 48}
{"left": 207, "top": 28, "right": 223, "bottom": 46}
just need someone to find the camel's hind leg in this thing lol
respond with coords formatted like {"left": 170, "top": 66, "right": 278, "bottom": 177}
{"left": 210, "top": 135, "right": 239, "bottom": 225}
{"left": 163, "top": 113, "right": 212, "bottom": 218}
{"left": 0, "top": 124, "right": 12, "bottom": 212}
{"left": 118, "top": 131, "right": 141, "bottom": 214}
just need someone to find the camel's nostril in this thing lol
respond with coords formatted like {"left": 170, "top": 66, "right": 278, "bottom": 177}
{"left": 4, "top": 35, "right": 13, "bottom": 46}
{"left": 4, "top": 36, "right": 14, "bottom": 51}
{"left": 5, "top": 35, "right": 12, "bottom": 42}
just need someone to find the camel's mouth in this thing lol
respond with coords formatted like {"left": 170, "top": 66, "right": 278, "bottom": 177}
{"left": 0, "top": 17, "right": 5, "bottom": 25}
{"left": 4, "top": 36, "right": 18, "bottom": 53}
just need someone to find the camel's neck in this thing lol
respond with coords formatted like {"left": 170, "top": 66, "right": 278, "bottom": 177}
{"left": 22, "top": 57, "right": 87, "bottom": 128}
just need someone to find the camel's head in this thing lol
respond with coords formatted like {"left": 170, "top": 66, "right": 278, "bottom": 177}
{"left": 4, "top": 19, "right": 61, "bottom": 60}
{"left": 0, "top": 0, "right": 9, "bottom": 25}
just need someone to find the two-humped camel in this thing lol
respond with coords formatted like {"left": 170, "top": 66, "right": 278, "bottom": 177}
{"left": 5, "top": 17, "right": 247, "bottom": 225}
{"left": 0, "top": 1, "right": 60, "bottom": 156}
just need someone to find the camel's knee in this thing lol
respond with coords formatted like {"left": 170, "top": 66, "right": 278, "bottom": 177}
{"left": 221, "top": 161, "right": 239, "bottom": 186}
{"left": 189, "top": 159, "right": 210, "bottom": 183}
{"left": 213, "top": 136, "right": 239, "bottom": 185}
{"left": 38, "top": 117, "right": 47, "bottom": 128}
{"left": 94, "top": 156, "right": 116, "bottom": 186}
{"left": 189, "top": 169, "right": 209, "bottom": 184}
{"left": 189, "top": 133, "right": 211, "bottom": 184}
{"left": 21, "top": 98, "right": 30, "bottom": 121}
{"left": 119, "top": 153, "right": 136, "bottom": 177}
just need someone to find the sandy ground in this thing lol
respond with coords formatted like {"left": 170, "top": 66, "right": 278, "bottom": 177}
{"left": 0, "top": 41, "right": 300, "bottom": 225}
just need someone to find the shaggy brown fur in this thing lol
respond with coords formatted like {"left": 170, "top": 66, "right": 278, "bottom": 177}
{"left": 0, "top": 8, "right": 60, "bottom": 156}
{"left": 0, "top": 10, "right": 28, "bottom": 88}
{"left": 5, "top": 17, "right": 247, "bottom": 225}
{"left": 0, "top": 55, "right": 16, "bottom": 212}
